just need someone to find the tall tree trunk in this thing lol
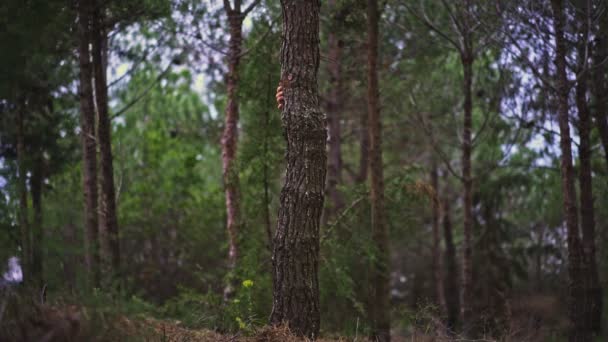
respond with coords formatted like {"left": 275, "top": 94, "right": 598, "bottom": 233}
{"left": 221, "top": 2, "right": 244, "bottom": 277}
{"left": 30, "top": 153, "right": 44, "bottom": 286}
{"left": 16, "top": 104, "right": 29, "bottom": 276}
{"left": 367, "top": 0, "right": 390, "bottom": 340}
{"left": 592, "top": 10, "right": 608, "bottom": 169}
{"left": 430, "top": 163, "right": 446, "bottom": 318}
{"left": 77, "top": 0, "right": 100, "bottom": 287}
{"left": 93, "top": 2, "right": 120, "bottom": 280}
{"left": 442, "top": 195, "right": 460, "bottom": 331}
{"left": 263, "top": 73, "right": 273, "bottom": 251}
{"left": 550, "top": 0, "right": 589, "bottom": 340}
{"left": 325, "top": 0, "right": 344, "bottom": 215}
{"left": 575, "top": 3, "right": 602, "bottom": 332}
{"left": 270, "top": 0, "right": 325, "bottom": 337}
{"left": 357, "top": 41, "right": 369, "bottom": 185}
{"left": 460, "top": 50, "right": 474, "bottom": 332}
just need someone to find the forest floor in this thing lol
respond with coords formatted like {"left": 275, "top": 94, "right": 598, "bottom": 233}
{"left": 0, "top": 292, "right": 572, "bottom": 341}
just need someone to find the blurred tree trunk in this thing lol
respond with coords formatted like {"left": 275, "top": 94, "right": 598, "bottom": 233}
{"left": 367, "top": 0, "right": 390, "bottom": 340}
{"left": 220, "top": 0, "right": 257, "bottom": 285}
{"left": 550, "top": 0, "right": 589, "bottom": 340}
{"left": 442, "top": 194, "right": 460, "bottom": 331}
{"left": 92, "top": 1, "right": 120, "bottom": 281}
{"left": 459, "top": 46, "right": 474, "bottom": 333}
{"left": 270, "top": 0, "right": 325, "bottom": 338}
{"left": 575, "top": 1, "right": 601, "bottom": 332}
{"left": 30, "top": 153, "right": 44, "bottom": 286}
{"left": 430, "top": 163, "right": 446, "bottom": 318}
{"left": 592, "top": 9, "right": 608, "bottom": 169}
{"left": 325, "top": 0, "right": 344, "bottom": 217}
{"left": 221, "top": 7, "right": 242, "bottom": 273}
{"left": 16, "top": 104, "right": 29, "bottom": 276}
{"left": 77, "top": 0, "right": 100, "bottom": 287}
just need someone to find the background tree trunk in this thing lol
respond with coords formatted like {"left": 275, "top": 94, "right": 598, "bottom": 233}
{"left": 30, "top": 153, "right": 44, "bottom": 286}
{"left": 77, "top": 0, "right": 100, "bottom": 287}
{"left": 442, "top": 195, "right": 460, "bottom": 331}
{"left": 326, "top": 0, "right": 344, "bottom": 216}
{"left": 221, "top": 1, "right": 244, "bottom": 277}
{"left": 430, "top": 163, "right": 446, "bottom": 318}
{"left": 460, "top": 50, "right": 474, "bottom": 332}
{"left": 16, "top": 104, "right": 29, "bottom": 276}
{"left": 367, "top": 0, "right": 390, "bottom": 340}
{"left": 93, "top": 1, "right": 120, "bottom": 281}
{"left": 551, "top": 0, "right": 589, "bottom": 339}
{"left": 270, "top": 0, "right": 325, "bottom": 338}
{"left": 575, "top": 2, "right": 601, "bottom": 332}
{"left": 592, "top": 9, "right": 608, "bottom": 169}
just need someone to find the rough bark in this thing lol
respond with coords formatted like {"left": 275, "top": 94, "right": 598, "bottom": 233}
{"left": 77, "top": 0, "right": 100, "bottom": 287}
{"left": 442, "top": 195, "right": 460, "bottom": 331}
{"left": 93, "top": 2, "right": 120, "bottom": 280}
{"left": 367, "top": 0, "right": 390, "bottom": 340}
{"left": 575, "top": 3, "right": 602, "bottom": 332}
{"left": 270, "top": 0, "right": 325, "bottom": 338}
{"left": 325, "top": 0, "right": 344, "bottom": 215}
{"left": 221, "top": 1, "right": 245, "bottom": 274}
{"left": 430, "top": 163, "right": 446, "bottom": 318}
{"left": 459, "top": 50, "right": 474, "bottom": 332}
{"left": 592, "top": 10, "right": 608, "bottom": 169}
{"left": 550, "top": 1, "right": 589, "bottom": 340}
{"left": 30, "top": 153, "right": 44, "bottom": 286}
{"left": 16, "top": 104, "right": 29, "bottom": 275}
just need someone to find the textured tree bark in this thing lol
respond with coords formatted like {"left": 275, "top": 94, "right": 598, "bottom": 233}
{"left": 77, "top": 0, "right": 100, "bottom": 287}
{"left": 575, "top": 5, "right": 602, "bottom": 333}
{"left": 442, "top": 196, "right": 460, "bottom": 331}
{"left": 325, "top": 0, "right": 344, "bottom": 216}
{"left": 592, "top": 11, "right": 608, "bottom": 169}
{"left": 16, "top": 104, "right": 29, "bottom": 276}
{"left": 459, "top": 50, "right": 474, "bottom": 333}
{"left": 30, "top": 153, "right": 44, "bottom": 286}
{"left": 430, "top": 163, "right": 446, "bottom": 318}
{"left": 367, "top": 0, "right": 390, "bottom": 340}
{"left": 270, "top": 0, "right": 325, "bottom": 338}
{"left": 93, "top": 2, "right": 120, "bottom": 280}
{"left": 550, "top": 1, "right": 589, "bottom": 340}
{"left": 221, "top": 1, "right": 245, "bottom": 275}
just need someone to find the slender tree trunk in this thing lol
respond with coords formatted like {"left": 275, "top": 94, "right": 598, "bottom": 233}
{"left": 575, "top": 4, "right": 602, "bottom": 332}
{"left": 367, "top": 0, "right": 390, "bottom": 340}
{"left": 430, "top": 163, "right": 446, "bottom": 318}
{"left": 221, "top": 3, "right": 244, "bottom": 275}
{"left": 16, "top": 105, "right": 29, "bottom": 276}
{"left": 550, "top": 1, "right": 589, "bottom": 340}
{"left": 460, "top": 50, "right": 474, "bottom": 332}
{"left": 326, "top": 0, "right": 344, "bottom": 215}
{"left": 77, "top": 0, "right": 100, "bottom": 287}
{"left": 357, "top": 41, "right": 369, "bottom": 185}
{"left": 263, "top": 73, "right": 273, "bottom": 251}
{"left": 270, "top": 0, "right": 325, "bottom": 337}
{"left": 93, "top": 2, "right": 120, "bottom": 280}
{"left": 442, "top": 195, "right": 460, "bottom": 331}
{"left": 30, "top": 153, "right": 44, "bottom": 286}
{"left": 592, "top": 10, "right": 608, "bottom": 169}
